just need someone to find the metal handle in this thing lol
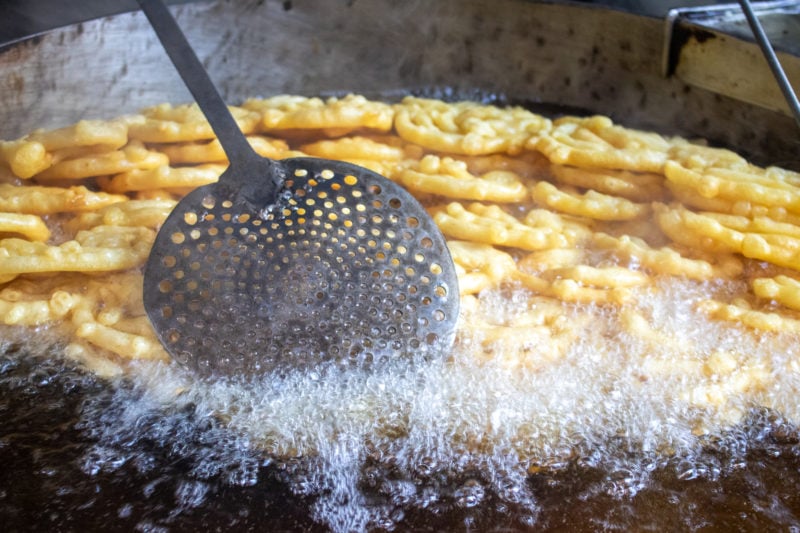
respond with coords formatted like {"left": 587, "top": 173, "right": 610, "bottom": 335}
{"left": 738, "top": 0, "right": 800, "bottom": 129}
{"left": 663, "top": 1, "right": 800, "bottom": 125}
{"left": 136, "top": 0, "right": 260, "bottom": 167}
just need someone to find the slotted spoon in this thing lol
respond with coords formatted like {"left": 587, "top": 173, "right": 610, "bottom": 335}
{"left": 137, "top": 0, "right": 459, "bottom": 377}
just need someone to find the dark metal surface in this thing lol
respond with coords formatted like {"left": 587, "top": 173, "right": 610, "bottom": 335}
{"left": 737, "top": 0, "right": 800, "bottom": 127}
{"left": 0, "top": 1, "right": 735, "bottom": 45}
{"left": 1, "top": 0, "right": 798, "bottom": 169}
{"left": 663, "top": 1, "right": 800, "bottom": 121}
{"left": 0, "top": 0, "right": 198, "bottom": 45}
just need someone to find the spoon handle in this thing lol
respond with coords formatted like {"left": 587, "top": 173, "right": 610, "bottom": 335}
{"left": 136, "top": 0, "right": 259, "bottom": 167}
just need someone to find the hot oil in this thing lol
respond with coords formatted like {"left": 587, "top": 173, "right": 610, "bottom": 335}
{"left": 2, "top": 277, "right": 800, "bottom": 531}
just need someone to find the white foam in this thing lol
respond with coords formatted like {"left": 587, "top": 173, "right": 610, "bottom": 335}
{"left": 71, "top": 276, "right": 800, "bottom": 531}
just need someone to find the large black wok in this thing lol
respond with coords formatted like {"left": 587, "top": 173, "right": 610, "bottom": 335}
{"left": 1, "top": 1, "right": 800, "bottom": 531}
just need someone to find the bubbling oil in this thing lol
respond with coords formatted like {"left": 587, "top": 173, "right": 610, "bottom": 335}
{"left": 2, "top": 276, "right": 800, "bottom": 531}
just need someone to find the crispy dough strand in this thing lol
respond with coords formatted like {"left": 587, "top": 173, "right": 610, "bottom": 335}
{"left": 244, "top": 94, "right": 394, "bottom": 132}
{"left": 698, "top": 299, "right": 800, "bottom": 334}
{"left": 592, "top": 232, "right": 743, "bottom": 280}
{"left": 99, "top": 164, "right": 225, "bottom": 193}
{"left": 159, "top": 136, "right": 289, "bottom": 164}
{"left": 1, "top": 119, "right": 132, "bottom": 179}
{"left": 531, "top": 181, "right": 649, "bottom": 221}
{"left": 447, "top": 240, "right": 518, "bottom": 294}
{"left": 533, "top": 115, "right": 670, "bottom": 173}
{"left": 396, "top": 155, "right": 528, "bottom": 203}
{"left": 0, "top": 183, "right": 126, "bottom": 215}
{"left": 752, "top": 275, "right": 800, "bottom": 311}
{"left": 551, "top": 164, "right": 666, "bottom": 202}
{"left": 395, "top": 96, "right": 551, "bottom": 155}
{"left": 0, "top": 212, "right": 51, "bottom": 241}
{"left": 0, "top": 226, "right": 154, "bottom": 276}
{"left": 128, "top": 103, "right": 260, "bottom": 143}
{"left": 35, "top": 140, "right": 168, "bottom": 181}
{"left": 434, "top": 202, "right": 582, "bottom": 251}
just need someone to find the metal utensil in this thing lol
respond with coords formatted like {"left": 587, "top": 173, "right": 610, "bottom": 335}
{"left": 737, "top": 0, "right": 800, "bottom": 129}
{"left": 136, "top": 0, "right": 459, "bottom": 377}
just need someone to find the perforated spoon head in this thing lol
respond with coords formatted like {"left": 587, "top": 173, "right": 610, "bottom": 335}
{"left": 144, "top": 157, "right": 460, "bottom": 377}
{"left": 136, "top": 0, "right": 458, "bottom": 377}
